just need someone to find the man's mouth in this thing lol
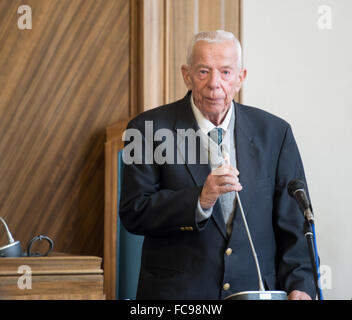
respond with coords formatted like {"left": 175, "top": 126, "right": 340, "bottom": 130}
{"left": 205, "top": 97, "right": 223, "bottom": 103}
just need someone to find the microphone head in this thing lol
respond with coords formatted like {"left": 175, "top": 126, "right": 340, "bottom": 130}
{"left": 287, "top": 179, "right": 306, "bottom": 197}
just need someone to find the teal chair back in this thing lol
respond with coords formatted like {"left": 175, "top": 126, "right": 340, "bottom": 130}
{"left": 116, "top": 150, "right": 144, "bottom": 300}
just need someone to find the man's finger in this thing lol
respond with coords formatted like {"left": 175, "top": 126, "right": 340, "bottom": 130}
{"left": 218, "top": 184, "right": 243, "bottom": 194}
{"left": 214, "top": 175, "right": 239, "bottom": 186}
{"left": 212, "top": 164, "right": 239, "bottom": 176}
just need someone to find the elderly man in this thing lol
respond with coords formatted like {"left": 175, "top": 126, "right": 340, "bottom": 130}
{"left": 120, "top": 30, "right": 316, "bottom": 300}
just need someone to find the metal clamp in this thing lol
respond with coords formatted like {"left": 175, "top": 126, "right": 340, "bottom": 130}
{"left": 27, "top": 235, "right": 54, "bottom": 257}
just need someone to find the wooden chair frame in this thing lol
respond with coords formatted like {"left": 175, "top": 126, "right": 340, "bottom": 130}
{"left": 104, "top": 117, "right": 132, "bottom": 300}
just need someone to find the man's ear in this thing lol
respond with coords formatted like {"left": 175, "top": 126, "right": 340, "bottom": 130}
{"left": 235, "top": 68, "right": 247, "bottom": 92}
{"left": 181, "top": 65, "right": 193, "bottom": 91}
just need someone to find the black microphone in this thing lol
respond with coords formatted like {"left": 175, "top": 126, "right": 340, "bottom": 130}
{"left": 287, "top": 179, "right": 314, "bottom": 223}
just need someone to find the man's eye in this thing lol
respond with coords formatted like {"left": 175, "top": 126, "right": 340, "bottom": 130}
{"left": 199, "top": 70, "right": 208, "bottom": 74}
{"left": 223, "top": 70, "right": 230, "bottom": 75}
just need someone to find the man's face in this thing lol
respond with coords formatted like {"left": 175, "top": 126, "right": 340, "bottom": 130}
{"left": 182, "top": 40, "right": 246, "bottom": 123}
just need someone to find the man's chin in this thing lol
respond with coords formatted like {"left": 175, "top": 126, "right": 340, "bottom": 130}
{"left": 204, "top": 97, "right": 224, "bottom": 105}
{"left": 203, "top": 103, "right": 227, "bottom": 115}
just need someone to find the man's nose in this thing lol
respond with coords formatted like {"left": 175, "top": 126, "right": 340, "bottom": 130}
{"left": 207, "top": 70, "right": 221, "bottom": 89}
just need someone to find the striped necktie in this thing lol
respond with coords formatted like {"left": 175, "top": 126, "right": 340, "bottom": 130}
{"left": 208, "top": 127, "right": 224, "bottom": 145}
{"left": 208, "top": 127, "right": 235, "bottom": 235}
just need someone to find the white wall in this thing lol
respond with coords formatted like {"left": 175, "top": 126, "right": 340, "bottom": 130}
{"left": 242, "top": 0, "right": 352, "bottom": 300}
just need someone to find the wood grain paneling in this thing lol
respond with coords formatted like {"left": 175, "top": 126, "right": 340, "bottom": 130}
{"left": 143, "top": 0, "right": 166, "bottom": 110}
{"left": 130, "top": 0, "right": 144, "bottom": 115}
{"left": 0, "top": 254, "right": 104, "bottom": 299}
{"left": 0, "top": 0, "right": 131, "bottom": 257}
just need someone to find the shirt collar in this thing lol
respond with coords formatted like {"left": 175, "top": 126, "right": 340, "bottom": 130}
{"left": 190, "top": 93, "right": 233, "bottom": 135}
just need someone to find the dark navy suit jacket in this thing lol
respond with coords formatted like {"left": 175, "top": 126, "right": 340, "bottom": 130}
{"left": 119, "top": 92, "right": 316, "bottom": 299}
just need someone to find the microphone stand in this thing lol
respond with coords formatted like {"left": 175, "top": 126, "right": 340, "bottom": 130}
{"left": 288, "top": 181, "right": 324, "bottom": 300}
{"left": 304, "top": 220, "right": 323, "bottom": 300}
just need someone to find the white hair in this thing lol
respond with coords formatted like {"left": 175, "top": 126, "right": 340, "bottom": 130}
{"left": 186, "top": 30, "right": 243, "bottom": 69}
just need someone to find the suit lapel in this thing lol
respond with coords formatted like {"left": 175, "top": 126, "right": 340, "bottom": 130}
{"left": 173, "top": 93, "right": 211, "bottom": 188}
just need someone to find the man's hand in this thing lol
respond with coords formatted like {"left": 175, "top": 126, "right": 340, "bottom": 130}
{"left": 199, "top": 164, "right": 242, "bottom": 210}
{"left": 288, "top": 290, "right": 312, "bottom": 300}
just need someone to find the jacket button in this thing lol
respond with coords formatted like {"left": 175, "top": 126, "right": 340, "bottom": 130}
{"left": 223, "top": 283, "right": 230, "bottom": 291}
{"left": 225, "top": 248, "right": 232, "bottom": 256}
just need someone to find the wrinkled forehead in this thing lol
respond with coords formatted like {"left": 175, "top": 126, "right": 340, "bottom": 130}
{"left": 191, "top": 40, "right": 239, "bottom": 68}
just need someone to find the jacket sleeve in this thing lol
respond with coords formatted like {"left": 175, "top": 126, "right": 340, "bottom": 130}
{"left": 273, "top": 124, "right": 317, "bottom": 299}
{"left": 119, "top": 119, "right": 207, "bottom": 237}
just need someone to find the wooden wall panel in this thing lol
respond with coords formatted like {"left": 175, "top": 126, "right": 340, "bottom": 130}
{"left": 0, "top": 0, "right": 131, "bottom": 257}
{"left": 166, "top": 0, "right": 197, "bottom": 104}
{"left": 143, "top": 0, "right": 165, "bottom": 110}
